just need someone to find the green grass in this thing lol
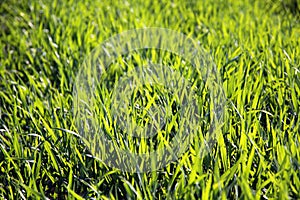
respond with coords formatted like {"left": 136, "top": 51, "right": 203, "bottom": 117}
{"left": 0, "top": 0, "right": 299, "bottom": 199}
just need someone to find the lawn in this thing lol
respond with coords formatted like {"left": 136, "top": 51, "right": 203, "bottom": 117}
{"left": 0, "top": 0, "right": 299, "bottom": 199}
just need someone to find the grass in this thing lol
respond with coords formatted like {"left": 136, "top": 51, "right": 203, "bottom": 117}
{"left": 0, "top": 0, "right": 299, "bottom": 199}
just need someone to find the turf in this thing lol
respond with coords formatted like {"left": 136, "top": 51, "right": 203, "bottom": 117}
{"left": 0, "top": 0, "right": 299, "bottom": 199}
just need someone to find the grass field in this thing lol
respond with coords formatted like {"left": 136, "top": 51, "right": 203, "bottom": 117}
{"left": 0, "top": 0, "right": 300, "bottom": 199}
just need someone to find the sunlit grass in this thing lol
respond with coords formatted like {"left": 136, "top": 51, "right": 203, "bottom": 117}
{"left": 0, "top": 0, "right": 299, "bottom": 199}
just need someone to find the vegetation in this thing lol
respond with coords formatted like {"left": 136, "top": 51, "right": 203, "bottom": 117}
{"left": 0, "top": 0, "right": 299, "bottom": 199}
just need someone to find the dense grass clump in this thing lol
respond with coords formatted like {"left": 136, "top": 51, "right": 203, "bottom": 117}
{"left": 0, "top": 0, "right": 299, "bottom": 199}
